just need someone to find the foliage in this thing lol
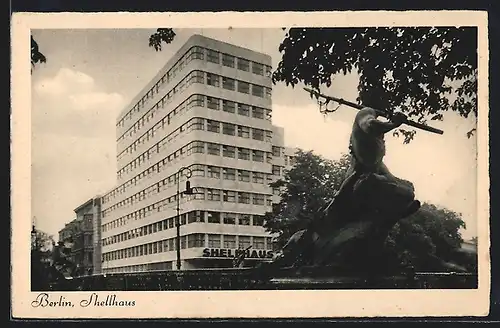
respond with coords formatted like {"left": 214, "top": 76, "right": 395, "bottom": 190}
{"left": 386, "top": 203, "right": 466, "bottom": 271}
{"left": 31, "top": 35, "right": 46, "bottom": 68}
{"left": 272, "top": 27, "right": 478, "bottom": 142}
{"left": 148, "top": 28, "right": 176, "bottom": 51}
{"left": 264, "top": 150, "right": 350, "bottom": 247}
{"left": 265, "top": 149, "right": 471, "bottom": 271}
{"left": 31, "top": 228, "right": 55, "bottom": 290}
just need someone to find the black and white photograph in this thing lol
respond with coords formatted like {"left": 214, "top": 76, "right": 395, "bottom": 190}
{"left": 12, "top": 11, "right": 489, "bottom": 318}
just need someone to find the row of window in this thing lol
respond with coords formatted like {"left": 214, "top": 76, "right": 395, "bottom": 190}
{"left": 102, "top": 233, "right": 273, "bottom": 262}
{"left": 102, "top": 210, "right": 266, "bottom": 246}
{"left": 117, "top": 67, "right": 272, "bottom": 143}
{"left": 117, "top": 113, "right": 273, "bottom": 170}
{"left": 105, "top": 162, "right": 277, "bottom": 212}
{"left": 106, "top": 166, "right": 275, "bottom": 216}
{"left": 102, "top": 186, "right": 273, "bottom": 230}
{"left": 117, "top": 45, "right": 272, "bottom": 128}
{"left": 117, "top": 136, "right": 277, "bottom": 184}
{"left": 103, "top": 261, "right": 173, "bottom": 274}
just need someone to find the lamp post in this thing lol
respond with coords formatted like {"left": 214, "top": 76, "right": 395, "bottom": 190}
{"left": 175, "top": 166, "right": 195, "bottom": 270}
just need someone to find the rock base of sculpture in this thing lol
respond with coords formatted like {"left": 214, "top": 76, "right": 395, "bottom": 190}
{"left": 257, "top": 172, "right": 421, "bottom": 280}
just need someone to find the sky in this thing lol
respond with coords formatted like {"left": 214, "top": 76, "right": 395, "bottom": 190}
{"left": 30, "top": 28, "right": 478, "bottom": 240}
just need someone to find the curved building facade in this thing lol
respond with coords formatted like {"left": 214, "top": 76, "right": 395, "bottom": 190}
{"left": 100, "top": 35, "right": 292, "bottom": 273}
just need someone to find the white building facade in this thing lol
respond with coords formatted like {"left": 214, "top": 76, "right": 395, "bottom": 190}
{"left": 100, "top": 35, "right": 294, "bottom": 273}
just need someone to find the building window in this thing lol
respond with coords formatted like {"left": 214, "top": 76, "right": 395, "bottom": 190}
{"left": 207, "top": 189, "right": 221, "bottom": 201}
{"left": 266, "top": 237, "right": 274, "bottom": 250}
{"left": 272, "top": 165, "right": 281, "bottom": 176}
{"left": 207, "top": 49, "right": 219, "bottom": 64}
{"left": 237, "top": 126, "right": 250, "bottom": 138}
{"left": 222, "top": 53, "right": 235, "bottom": 67}
{"left": 191, "top": 164, "right": 205, "bottom": 177}
{"left": 252, "top": 129, "right": 264, "bottom": 141}
{"left": 237, "top": 58, "right": 250, "bottom": 71}
{"left": 253, "top": 194, "right": 265, "bottom": 205}
{"left": 181, "top": 236, "right": 187, "bottom": 249}
{"left": 272, "top": 146, "right": 281, "bottom": 157}
{"left": 237, "top": 81, "right": 250, "bottom": 94}
{"left": 188, "top": 141, "right": 205, "bottom": 154}
{"left": 188, "top": 210, "right": 204, "bottom": 223}
{"left": 222, "top": 100, "right": 236, "bottom": 113}
{"left": 222, "top": 123, "right": 236, "bottom": 136}
{"left": 207, "top": 97, "right": 220, "bottom": 110}
{"left": 188, "top": 233, "right": 205, "bottom": 248}
{"left": 223, "top": 235, "right": 236, "bottom": 248}
{"left": 208, "top": 234, "right": 221, "bottom": 248}
{"left": 223, "top": 190, "right": 236, "bottom": 203}
{"left": 187, "top": 71, "right": 205, "bottom": 85}
{"left": 222, "top": 77, "right": 235, "bottom": 91}
{"left": 238, "top": 104, "right": 250, "bottom": 116}
{"left": 207, "top": 143, "right": 220, "bottom": 156}
{"left": 223, "top": 146, "right": 236, "bottom": 158}
{"left": 252, "top": 62, "right": 264, "bottom": 75}
{"left": 252, "top": 172, "right": 265, "bottom": 184}
{"left": 223, "top": 168, "right": 236, "bottom": 180}
{"left": 254, "top": 236, "right": 265, "bottom": 249}
{"left": 238, "top": 148, "right": 250, "bottom": 161}
{"left": 207, "top": 120, "right": 220, "bottom": 133}
{"left": 223, "top": 213, "right": 236, "bottom": 225}
{"left": 239, "top": 236, "right": 251, "bottom": 248}
{"left": 252, "top": 106, "right": 265, "bottom": 119}
{"left": 238, "top": 170, "right": 251, "bottom": 182}
{"left": 207, "top": 212, "right": 221, "bottom": 224}
{"left": 207, "top": 166, "right": 221, "bottom": 178}
{"left": 238, "top": 192, "right": 251, "bottom": 204}
{"left": 187, "top": 94, "right": 205, "bottom": 108}
{"left": 239, "top": 214, "right": 251, "bottom": 225}
{"left": 187, "top": 46, "right": 204, "bottom": 61}
{"left": 252, "top": 150, "right": 264, "bottom": 162}
{"left": 253, "top": 215, "right": 265, "bottom": 226}
{"left": 187, "top": 117, "right": 204, "bottom": 131}
{"left": 252, "top": 85, "right": 264, "bottom": 98}
{"left": 207, "top": 73, "right": 219, "bottom": 87}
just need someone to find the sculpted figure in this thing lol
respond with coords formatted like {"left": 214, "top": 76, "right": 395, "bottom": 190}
{"left": 325, "top": 107, "right": 421, "bottom": 220}
{"left": 263, "top": 107, "right": 423, "bottom": 274}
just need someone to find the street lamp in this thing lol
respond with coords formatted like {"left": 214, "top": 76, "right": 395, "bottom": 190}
{"left": 175, "top": 166, "right": 197, "bottom": 270}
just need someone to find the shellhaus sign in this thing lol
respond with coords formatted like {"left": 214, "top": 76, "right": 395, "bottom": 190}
{"left": 202, "top": 248, "right": 274, "bottom": 259}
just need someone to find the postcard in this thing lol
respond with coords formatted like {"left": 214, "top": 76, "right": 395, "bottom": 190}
{"left": 11, "top": 10, "right": 490, "bottom": 318}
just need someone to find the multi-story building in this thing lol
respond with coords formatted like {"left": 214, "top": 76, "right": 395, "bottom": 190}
{"left": 100, "top": 35, "right": 294, "bottom": 273}
{"left": 58, "top": 196, "right": 102, "bottom": 275}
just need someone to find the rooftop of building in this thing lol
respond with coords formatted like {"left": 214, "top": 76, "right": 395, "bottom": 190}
{"left": 116, "top": 33, "right": 272, "bottom": 122}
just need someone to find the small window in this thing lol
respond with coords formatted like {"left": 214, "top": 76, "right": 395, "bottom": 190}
{"left": 222, "top": 100, "right": 236, "bottom": 113}
{"left": 207, "top": 73, "right": 219, "bottom": 87}
{"left": 207, "top": 211, "right": 221, "bottom": 224}
{"left": 223, "top": 213, "right": 236, "bottom": 225}
{"left": 237, "top": 58, "right": 250, "bottom": 71}
{"left": 223, "top": 235, "right": 236, "bottom": 248}
{"left": 207, "top": 97, "right": 219, "bottom": 110}
{"left": 252, "top": 85, "right": 264, "bottom": 98}
{"left": 207, "top": 49, "right": 219, "bottom": 64}
{"left": 237, "top": 81, "right": 250, "bottom": 94}
{"left": 238, "top": 104, "right": 250, "bottom": 116}
{"left": 222, "top": 53, "right": 235, "bottom": 68}
{"left": 222, "top": 123, "right": 236, "bottom": 136}
{"left": 207, "top": 120, "right": 220, "bottom": 133}
{"left": 252, "top": 62, "right": 264, "bottom": 75}
{"left": 222, "top": 77, "right": 235, "bottom": 91}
